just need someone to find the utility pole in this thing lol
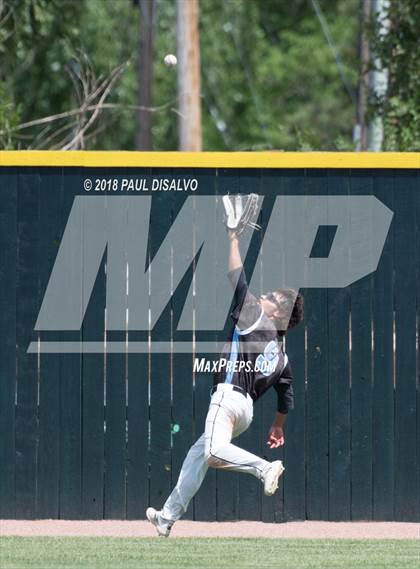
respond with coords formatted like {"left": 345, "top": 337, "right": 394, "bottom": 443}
{"left": 136, "top": 0, "right": 154, "bottom": 150}
{"left": 355, "top": 0, "right": 371, "bottom": 151}
{"left": 177, "top": 0, "right": 202, "bottom": 151}
{"left": 367, "top": 0, "right": 390, "bottom": 151}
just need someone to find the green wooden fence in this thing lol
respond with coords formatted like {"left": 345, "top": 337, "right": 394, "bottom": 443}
{"left": 0, "top": 155, "right": 418, "bottom": 522}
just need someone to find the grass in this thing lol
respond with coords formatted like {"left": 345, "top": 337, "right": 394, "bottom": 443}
{"left": 0, "top": 537, "right": 418, "bottom": 569}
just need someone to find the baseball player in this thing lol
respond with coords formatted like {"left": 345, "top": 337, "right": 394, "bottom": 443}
{"left": 147, "top": 195, "right": 304, "bottom": 537}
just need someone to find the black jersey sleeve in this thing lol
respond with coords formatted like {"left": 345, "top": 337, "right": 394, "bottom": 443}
{"left": 227, "top": 267, "right": 262, "bottom": 331}
{"left": 273, "top": 382, "right": 294, "bottom": 414}
{"left": 227, "top": 267, "right": 248, "bottom": 309}
{"left": 273, "top": 360, "right": 294, "bottom": 413}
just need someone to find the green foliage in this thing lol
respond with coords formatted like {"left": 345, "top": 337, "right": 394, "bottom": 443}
{"left": 0, "top": 0, "right": 138, "bottom": 149}
{"left": 75, "top": 0, "right": 139, "bottom": 149}
{"left": 199, "top": 0, "right": 359, "bottom": 150}
{"left": 0, "top": 82, "right": 20, "bottom": 148}
{"left": 0, "top": 0, "right": 85, "bottom": 147}
{"left": 1, "top": 0, "right": 417, "bottom": 151}
{"left": 372, "top": 0, "right": 420, "bottom": 150}
{"left": 152, "top": 0, "right": 178, "bottom": 150}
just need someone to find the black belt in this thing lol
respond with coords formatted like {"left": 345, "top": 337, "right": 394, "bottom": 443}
{"left": 210, "top": 384, "right": 249, "bottom": 399}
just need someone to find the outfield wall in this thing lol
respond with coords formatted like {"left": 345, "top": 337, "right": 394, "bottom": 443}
{"left": 0, "top": 152, "right": 418, "bottom": 522}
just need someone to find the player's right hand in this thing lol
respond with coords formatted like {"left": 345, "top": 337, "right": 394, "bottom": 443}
{"left": 267, "top": 426, "right": 285, "bottom": 448}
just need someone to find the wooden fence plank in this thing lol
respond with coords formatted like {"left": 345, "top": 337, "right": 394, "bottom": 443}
{"left": 58, "top": 171, "right": 82, "bottom": 518}
{"left": 372, "top": 172, "right": 395, "bottom": 520}
{"left": 104, "top": 350, "right": 126, "bottom": 518}
{"left": 349, "top": 171, "right": 374, "bottom": 520}
{"left": 304, "top": 170, "right": 329, "bottom": 520}
{"left": 81, "top": 241, "right": 106, "bottom": 519}
{"left": 0, "top": 168, "right": 17, "bottom": 517}
{"left": 37, "top": 169, "right": 62, "bottom": 518}
{"left": 15, "top": 170, "right": 40, "bottom": 518}
{"left": 126, "top": 172, "right": 153, "bottom": 520}
{"left": 126, "top": 353, "right": 149, "bottom": 520}
{"left": 327, "top": 171, "right": 351, "bottom": 521}
{"left": 393, "top": 171, "right": 418, "bottom": 521}
{"left": 148, "top": 173, "right": 174, "bottom": 510}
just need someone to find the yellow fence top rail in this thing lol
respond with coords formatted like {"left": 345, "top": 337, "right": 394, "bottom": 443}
{"left": 0, "top": 151, "right": 419, "bottom": 169}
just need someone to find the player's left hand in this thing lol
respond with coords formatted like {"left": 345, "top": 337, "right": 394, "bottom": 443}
{"left": 267, "top": 426, "right": 284, "bottom": 448}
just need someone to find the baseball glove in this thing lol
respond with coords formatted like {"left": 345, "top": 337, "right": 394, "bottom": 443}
{"left": 222, "top": 193, "right": 261, "bottom": 236}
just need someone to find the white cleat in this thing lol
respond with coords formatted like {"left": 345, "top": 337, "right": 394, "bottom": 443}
{"left": 263, "top": 460, "right": 285, "bottom": 496}
{"left": 146, "top": 507, "right": 173, "bottom": 537}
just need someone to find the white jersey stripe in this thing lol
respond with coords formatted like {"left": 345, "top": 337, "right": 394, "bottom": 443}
{"left": 235, "top": 308, "right": 264, "bottom": 336}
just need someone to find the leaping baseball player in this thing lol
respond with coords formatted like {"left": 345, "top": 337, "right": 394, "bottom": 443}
{"left": 147, "top": 194, "right": 304, "bottom": 537}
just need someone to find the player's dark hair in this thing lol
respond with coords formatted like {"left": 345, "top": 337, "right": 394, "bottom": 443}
{"left": 288, "top": 291, "right": 304, "bottom": 329}
{"left": 273, "top": 288, "right": 304, "bottom": 330}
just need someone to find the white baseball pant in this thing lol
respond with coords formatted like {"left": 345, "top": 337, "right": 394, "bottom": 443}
{"left": 161, "top": 383, "right": 271, "bottom": 522}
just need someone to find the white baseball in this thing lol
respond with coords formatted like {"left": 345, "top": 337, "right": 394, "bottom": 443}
{"left": 164, "top": 54, "right": 177, "bottom": 67}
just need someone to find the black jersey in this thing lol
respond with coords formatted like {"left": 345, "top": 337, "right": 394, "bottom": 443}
{"left": 213, "top": 267, "right": 294, "bottom": 413}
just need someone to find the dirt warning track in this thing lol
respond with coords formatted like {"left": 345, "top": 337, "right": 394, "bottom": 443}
{"left": 1, "top": 520, "right": 418, "bottom": 539}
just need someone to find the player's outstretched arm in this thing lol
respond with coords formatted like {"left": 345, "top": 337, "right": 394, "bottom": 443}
{"left": 228, "top": 230, "right": 243, "bottom": 272}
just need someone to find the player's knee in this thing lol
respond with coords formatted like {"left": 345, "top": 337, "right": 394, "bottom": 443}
{"left": 203, "top": 447, "right": 212, "bottom": 464}
{"left": 207, "top": 454, "right": 220, "bottom": 468}
{"left": 204, "top": 447, "right": 222, "bottom": 468}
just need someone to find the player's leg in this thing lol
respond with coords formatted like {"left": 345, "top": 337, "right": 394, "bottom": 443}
{"left": 159, "top": 432, "right": 208, "bottom": 522}
{"left": 204, "top": 390, "right": 269, "bottom": 481}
